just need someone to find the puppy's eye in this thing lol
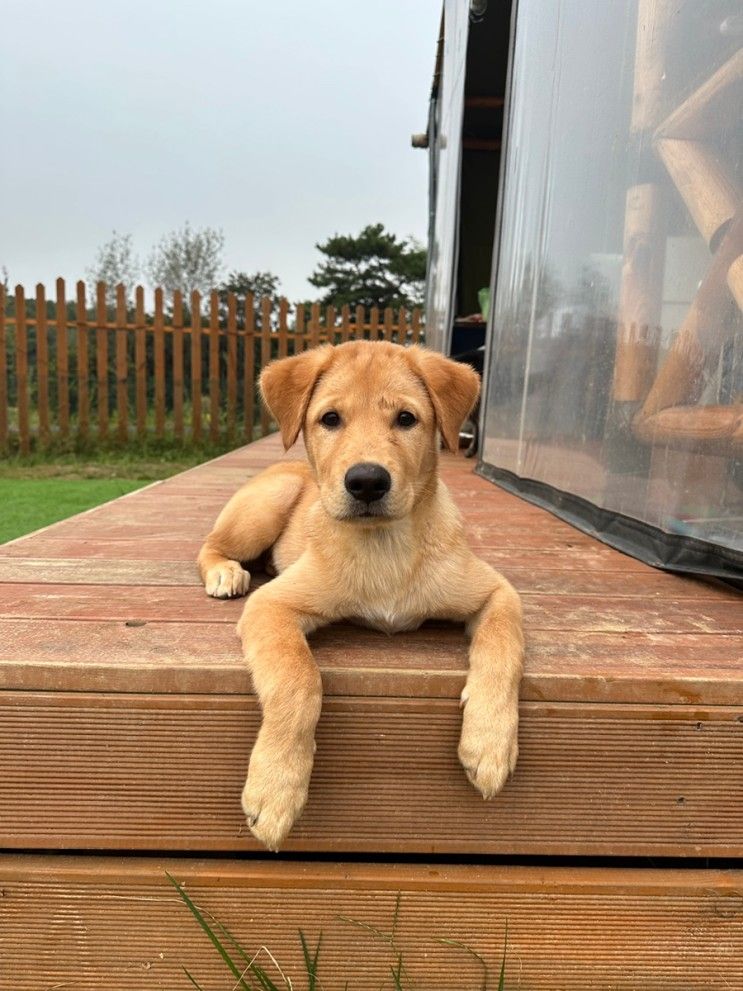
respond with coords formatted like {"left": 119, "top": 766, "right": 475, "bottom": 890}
{"left": 396, "top": 410, "right": 417, "bottom": 428}
{"left": 320, "top": 410, "right": 341, "bottom": 428}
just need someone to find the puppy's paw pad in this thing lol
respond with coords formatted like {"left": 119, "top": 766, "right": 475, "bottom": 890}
{"left": 205, "top": 561, "right": 250, "bottom": 599}
{"left": 458, "top": 701, "right": 518, "bottom": 799}
{"left": 242, "top": 771, "right": 309, "bottom": 852}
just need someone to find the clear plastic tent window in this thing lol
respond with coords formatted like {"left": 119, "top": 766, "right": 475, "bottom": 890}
{"left": 481, "top": 0, "right": 743, "bottom": 579}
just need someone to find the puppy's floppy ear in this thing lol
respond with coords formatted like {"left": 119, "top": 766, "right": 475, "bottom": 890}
{"left": 260, "top": 345, "right": 333, "bottom": 449}
{"left": 406, "top": 346, "right": 481, "bottom": 452}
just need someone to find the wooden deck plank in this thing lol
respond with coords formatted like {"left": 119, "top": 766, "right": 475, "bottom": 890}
{"left": 0, "top": 583, "right": 738, "bottom": 634}
{"left": 1, "top": 855, "right": 740, "bottom": 991}
{"left": 0, "top": 693, "right": 740, "bottom": 855}
{"left": 0, "top": 615, "right": 740, "bottom": 702}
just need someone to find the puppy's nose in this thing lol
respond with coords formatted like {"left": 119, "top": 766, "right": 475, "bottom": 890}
{"left": 344, "top": 462, "right": 392, "bottom": 504}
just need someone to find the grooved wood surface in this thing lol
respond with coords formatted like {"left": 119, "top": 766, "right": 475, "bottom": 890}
{"left": 0, "top": 434, "right": 741, "bottom": 855}
{"left": 0, "top": 856, "right": 741, "bottom": 991}
{"left": 1, "top": 692, "right": 740, "bottom": 854}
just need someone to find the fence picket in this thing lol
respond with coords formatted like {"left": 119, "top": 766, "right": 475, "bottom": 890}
{"left": 14, "top": 286, "right": 29, "bottom": 454}
{"left": 95, "top": 282, "right": 109, "bottom": 439}
{"left": 209, "top": 290, "right": 220, "bottom": 442}
{"left": 0, "top": 286, "right": 6, "bottom": 450}
{"left": 35, "top": 284, "right": 50, "bottom": 444}
{"left": 154, "top": 288, "right": 165, "bottom": 438}
{"left": 76, "top": 281, "right": 89, "bottom": 439}
{"left": 135, "top": 287, "right": 147, "bottom": 438}
{"left": 243, "top": 292, "right": 255, "bottom": 441}
{"left": 295, "top": 303, "right": 306, "bottom": 352}
{"left": 310, "top": 302, "right": 320, "bottom": 349}
{"left": 115, "top": 284, "right": 128, "bottom": 442}
{"left": 172, "top": 290, "right": 184, "bottom": 440}
{"left": 56, "top": 278, "right": 69, "bottom": 437}
{"left": 0, "top": 280, "right": 423, "bottom": 451}
{"left": 278, "top": 298, "right": 289, "bottom": 358}
{"left": 226, "top": 292, "right": 237, "bottom": 440}
{"left": 191, "top": 290, "right": 202, "bottom": 441}
{"left": 260, "top": 297, "right": 272, "bottom": 437}
{"left": 411, "top": 307, "right": 421, "bottom": 344}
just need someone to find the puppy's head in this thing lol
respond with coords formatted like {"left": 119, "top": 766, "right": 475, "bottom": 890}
{"left": 260, "top": 341, "right": 480, "bottom": 524}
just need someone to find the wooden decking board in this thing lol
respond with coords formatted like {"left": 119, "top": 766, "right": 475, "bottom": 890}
{"left": 1, "top": 582, "right": 739, "bottom": 634}
{"left": 1, "top": 693, "right": 740, "bottom": 855}
{"left": 0, "top": 434, "right": 740, "bottom": 857}
{"left": 0, "top": 855, "right": 741, "bottom": 991}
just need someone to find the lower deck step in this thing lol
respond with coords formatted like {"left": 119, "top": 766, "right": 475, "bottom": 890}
{"left": 0, "top": 855, "right": 740, "bottom": 990}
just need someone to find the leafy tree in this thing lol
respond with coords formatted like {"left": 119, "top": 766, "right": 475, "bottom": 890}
{"left": 308, "top": 223, "right": 426, "bottom": 311}
{"left": 146, "top": 222, "right": 225, "bottom": 299}
{"left": 87, "top": 231, "right": 140, "bottom": 305}
{"left": 217, "top": 270, "right": 282, "bottom": 327}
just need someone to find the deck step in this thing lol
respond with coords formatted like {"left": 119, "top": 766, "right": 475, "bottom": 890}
{"left": 1, "top": 855, "right": 741, "bottom": 990}
{"left": 0, "top": 435, "right": 740, "bottom": 857}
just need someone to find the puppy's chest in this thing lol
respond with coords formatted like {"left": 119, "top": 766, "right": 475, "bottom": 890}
{"left": 339, "top": 545, "right": 432, "bottom": 633}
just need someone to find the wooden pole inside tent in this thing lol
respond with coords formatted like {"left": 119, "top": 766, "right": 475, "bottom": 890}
{"left": 612, "top": 0, "right": 674, "bottom": 403}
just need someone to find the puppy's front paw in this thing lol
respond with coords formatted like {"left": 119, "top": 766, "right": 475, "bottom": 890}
{"left": 458, "top": 684, "right": 518, "bottom": 799}
{"left": 205, "top": 561, "right": 250, "bottom": 599}
{"left": 242, "top": 733, "right": 314, "bottom": 851}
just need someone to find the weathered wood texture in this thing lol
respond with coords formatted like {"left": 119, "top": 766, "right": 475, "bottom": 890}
{"left": 0, "top": 434, "right": 740, "bottom": 855}
{"left": 0, "top": 856, "right": 741, "bottom": 991}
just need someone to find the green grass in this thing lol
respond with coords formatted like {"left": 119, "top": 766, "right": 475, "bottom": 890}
{"left": 168, "top": 873, "right": 509, "bottom": 990}
{"left": 0, "top": 477, "right": 147, "bottom": 543}
{"left": 0, "top": 447, "right": 216, "bottom": 543}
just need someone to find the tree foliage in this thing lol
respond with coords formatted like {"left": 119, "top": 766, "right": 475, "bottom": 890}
{"left": 146, "top": 222, "right": 225, "bottom": 299}
{"left": 87, "top": 231, "right": 140, "bottom": 305}
{"left": 308, "top": 223, "right": 426, "bottom": 311}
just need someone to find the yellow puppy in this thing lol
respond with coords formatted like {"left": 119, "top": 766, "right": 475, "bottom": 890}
{"left": 198, "top": 341, "right": 524, "bottom": 850}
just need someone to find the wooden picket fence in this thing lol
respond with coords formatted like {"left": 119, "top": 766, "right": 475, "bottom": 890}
{"left": 0, "top": 280, "right": 424, "bottom": 453}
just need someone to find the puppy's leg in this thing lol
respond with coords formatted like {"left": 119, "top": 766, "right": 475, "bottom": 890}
{"left": 198, "top": 465, "right": 307, "bottom": 598}
{"left": 236, "top": 568, "right": 330, "bottom": 851}
{"left": 458, "top": 562, "right": 524, "bottom": 798}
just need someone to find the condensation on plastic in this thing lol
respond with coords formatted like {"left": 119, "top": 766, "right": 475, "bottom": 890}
{"left": 482, "top": 0, "right": 743, "bottom": 562}
{"left": 425, "top": 0, "right": 470, "bottom": 354}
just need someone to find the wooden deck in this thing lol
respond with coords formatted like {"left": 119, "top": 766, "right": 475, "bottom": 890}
{"left": 0, "top": 434, "right": 741, "bottom": 988}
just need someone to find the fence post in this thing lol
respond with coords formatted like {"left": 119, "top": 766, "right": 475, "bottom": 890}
{"left": 0, "top": 285, "right": 7, "bottom": 451}
{"left": 172, "top": 290, "right": 184, "bottom": 440}
{"left": 95, "top": 282, "right": 109, "bottom": 440}
{"left": 209, "top": 290, "right": 220, "bottom": 443}
{"left": 76, "top": 281, "right": 89, "bottom": 440}
{"left": 35, "top": 284, "right": 50, "bottom": 445}
{"left": 310, "top": 302, "right": 320, "bottom": 349}
{"left": 135, "top": 286, "right": 147, "bottom": 438}
{"left": 340, "top": 304, "right": 350, "bottom": 343}
{"left": 15, "top": 285, "right": 29, "bottom": 454}
{"left": 115, "top": 283, "right": 128, "bottom": 443}
{"left": 278, "top": 298, "right": 289, "bottom": 358}
{"left": 355, "top": 305, "right": 364, "bottom": 341}
{"left": 259, "top": 297, "right": 272, "bottom": 437}
{"left": 226, "top": 292, "right": 237, "bottom": 440}
{"left": 154, "top": 288, "right": 165, "bottom": 439}
{"left": 295, "top": 303, "right": 306, "bottom": 352}
{"left": 243, "top": 292, "right": 255, "bottom": 441}
{"left": 191, "top": 290, "right": 202, "bottom": 442}
{"left": 56, "top": 278, "right": 69, "bottom": 438}
{"left": 411, "top": 307, "right": 421, "bottom": 344}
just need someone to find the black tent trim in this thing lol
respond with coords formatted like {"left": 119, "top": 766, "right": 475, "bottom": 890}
{"left": 476, "top": 461, "right": 743, "bottom": 587}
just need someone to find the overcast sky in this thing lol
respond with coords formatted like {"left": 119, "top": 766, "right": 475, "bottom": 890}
{"left": 1, "top": 0, "right": 440, "bottom": 301}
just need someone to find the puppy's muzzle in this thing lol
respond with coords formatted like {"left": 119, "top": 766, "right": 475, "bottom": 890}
{"left": 344, "top": 462, "right": 391, "bottom": 505}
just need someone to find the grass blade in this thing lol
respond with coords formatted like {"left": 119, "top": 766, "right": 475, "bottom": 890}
{"left": 498, "top": 921, "right": 509, "bottom": 991}
{"left": 166, "top": 872, "right": 254, "bottom": 991}
{"left": 183, "top": 966, "right": 208, "bottom": 991}
{"left": 299, "top": 929, "right": 321, "bottom": 991}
